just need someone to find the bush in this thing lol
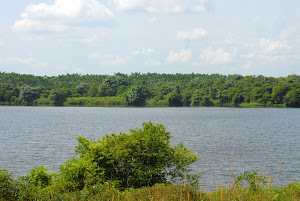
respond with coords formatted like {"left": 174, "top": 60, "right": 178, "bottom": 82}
{"left": 237, "top": 170, "right": 267, "bottom": 191}
{"left": 0, "top": 169, "right": 17, "bottom": 200}
{"left": 60, "top": 122, "right": 199, "bottom": 190}
{"left": 20, "top": 166, "right": 54, "bottom": 188}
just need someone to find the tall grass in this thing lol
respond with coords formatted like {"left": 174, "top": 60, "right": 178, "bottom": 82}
{"left": 1, "top": 154, "right": 299, "bottom": 201}
{"left": 1, "top": 168, "right": 299, "bottom": 200}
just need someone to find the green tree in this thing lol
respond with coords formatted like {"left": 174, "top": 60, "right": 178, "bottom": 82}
{"left": 98, "top": 75, "right": 129, "bottom": 97}
{"left": 87, "top": 83, "right": 98, "bottom": 97}
{"left": 61, "top": 122, "right": 199, "bottom": 190}
{"left": 20, "top": 166, "right": 54, "bottom": 188}
{"left": 191, "top": 90, "right": 203, "bottom": 106}
{"left": 166, "top": 92, "right": 182, "bottom": 106}
{"left": 98, "top": 84, "right": 109, "bottom": 97}
{"left": 19, "top": 84, "right": 40, "bottom": 105}
{"left": 285, "top": 85, "right": 300, "bottom": 107}
{"left": 126, "top": 85, "right": 149, "bottom": 106}
{"left": 201, "top": 95, "right": 213, "bottom": 106}
{"left": 0, "top": 169, "right": 17, "bottom": 200}
{"left": 49, "top": 88, "right": 70, "bottom": 105}
{"left": 76, "top": 82, "right": 90, "bottom": 97}
{"left": 271, "top": 85, "right": 290, "bottom": 104}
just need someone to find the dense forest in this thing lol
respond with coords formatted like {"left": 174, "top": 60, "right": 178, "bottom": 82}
{"left": 0, "top": 72, "right": 299, "bottom": 107}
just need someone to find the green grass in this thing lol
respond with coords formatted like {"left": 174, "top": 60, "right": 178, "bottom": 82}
{"left": 1, "top": 170, "right": 299, "bottom": 200}
{"left": 64, "top": 97, "right": 127, "bottom": 106}
{"left": 238, "top": 102, "right": 287, "bottom": 108}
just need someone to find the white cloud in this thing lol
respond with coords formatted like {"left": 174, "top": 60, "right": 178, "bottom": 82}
{"left": 240, "top": 38, "right": 291, "bottom": 63}
{"left": 242, "top": 63, "right": 251, "bottom": 70}
{"left": 13, "top": 0, "right": 114, "bottom": 33}
{"left": 143, "top": 48, "right": 155, "bottom": 55}
{"left": 80, "top": 33, "right": 105, "bottom": 44}
{"left": 132, "top": 48, "right": 155, "bottom": 56}
{"left": 258, "top": 54, "right": 287, "bottom": 62}
{"left": 112, "top": 0, "right": 210, "bottom": 13}
{"left": 131, "top": 50, "right": 140, "bottom": 56}
{"left": 113, "top": 0, "right": 145, "bottom": 11}
{"left": 176, "top": 28, "right": 207, "bottom": 40}
{"left": 224, "top": 39, "right": 233, "bottom": 45}
{"left": 166, "top": 49, "right": 192, "bottom": 63}
{"left": 240, "top": 53, "right": 255, "bottom": 59}
{"left": 13, "top": 19, "right": 69, "bottom": 32}
{"left": 200, "top": 47, "right": 232, "bottom": 64}
{"left": 145, "top": 61, "right": 162, "bottom": 66}
{"left": 88, "top": 52, "right": 102, "bottom": 59}
{"left": 148, "top": 16, "right": 158, "bottom": 23}
{"left": 88, "top": 52, "right": 126, "bottom": 66}
{"left": 260, "top": 38, "right": 289, "bottom": 52}
{"left": 101, "top": 55, "right": 126, "bottom": 66}
{"left": 0, "top": 57, "right": 48, "bottom": 67}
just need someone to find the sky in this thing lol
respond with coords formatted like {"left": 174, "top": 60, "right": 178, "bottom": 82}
{"left": 0, "top": 0, "right": 300, "bottom": 77}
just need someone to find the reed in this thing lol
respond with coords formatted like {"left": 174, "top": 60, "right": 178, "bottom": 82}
{"left": 49, "top": 186, "right": 54, "bottom": 199}
{"left": 235, "top": 154, "right": 238, "bottom": 166}
{"left": 268, "top": 176, "right": 272, "bottom": 189}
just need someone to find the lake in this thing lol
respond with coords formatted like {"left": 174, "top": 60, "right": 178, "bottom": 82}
{"left": 0, "top": 106, "right": 299, "bottom": 190}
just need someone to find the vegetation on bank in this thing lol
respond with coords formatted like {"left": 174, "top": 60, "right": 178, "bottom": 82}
{"left": 1, "top": 122, "right": 299, "bottom": 200}
{"left": 0, "top": 72, "right": 299, "bottom": 107}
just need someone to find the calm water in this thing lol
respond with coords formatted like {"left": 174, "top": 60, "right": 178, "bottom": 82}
{"left": 0, "top": 106, "right": 299, "bottom": 189}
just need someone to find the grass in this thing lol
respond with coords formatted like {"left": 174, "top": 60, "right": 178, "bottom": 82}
{"left": 64, "top": 97, "right": 127, "bottom": 106}
{"left": 238, "top": 102, "right": 287, "bottom": 108}
{"left": 1, "top": 169, "right": 299, "bottom": 201}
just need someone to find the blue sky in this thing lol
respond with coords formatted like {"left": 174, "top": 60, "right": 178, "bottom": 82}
{"left": 0, "top": 0, "right": 300, "bottom": 76}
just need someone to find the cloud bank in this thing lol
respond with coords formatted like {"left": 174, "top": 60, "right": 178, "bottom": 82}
{"left": 166, "top": 49, "right": 192, "bottom": 63}
{"left": 13, "top": 0, "right": 114, "bottom": 33}
{"left": 200, "top": 48, "right": 232, "bottom": 64}
{"left": 176, "top": 28, "right": 207, "bottom": 40}
{"left": 112, "top": 0, "right": 210, "bottom": 13}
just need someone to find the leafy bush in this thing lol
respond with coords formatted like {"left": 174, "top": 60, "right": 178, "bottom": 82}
{"left": 0, "top": 169, "right": 17, "bottom": 200}
{"left": 237, "top": 170, "right": 267, "bottom": 191}
{"left": 60, "top": 122, "right": 199, "bottom": 190}
{"left": 20, "top": 166, "right": 54, "bottom": 188}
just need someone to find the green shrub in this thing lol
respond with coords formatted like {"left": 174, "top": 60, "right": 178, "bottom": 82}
{"left": 237, "top": 170, "right": 267, "bottom": 191}
{"left": 21, "top": 166, "right": 54, "bottom": 188}
{"left": 0, "top": 169, "right": 17, "bottom": 200}
{"left": 60, "top": 122, "right": 199, "bottom": 190}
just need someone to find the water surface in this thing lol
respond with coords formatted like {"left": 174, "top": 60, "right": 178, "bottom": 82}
{"left": 0, "top": 106, "right": 299, "bottom": 189}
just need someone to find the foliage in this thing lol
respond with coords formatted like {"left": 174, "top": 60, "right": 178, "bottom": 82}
{"left": 49, "top": 88, "right": 70, "bottom": 105}
{"left": 76, "top": 82, "right": 90, "bottom": 97}
{"left": 87, "top": 83, "right": 98, "bottom": 97}
{"left": 67, "top": 122, "right": 199, "bottom": 189}
{"left": 0, "top": 169, "right": 17, "bottom": 200}
{"left": 64, "top": 97, "right": 126, "bottom": 106}
{"left": 1, "top": 169, "right": 300, "bottom": 200}
{"left": 284, "top": 83, "right": 300, "bottom": 106}
{"left": 126, "top": 85, "right": 149, "bottom": 106}
{"left": 19, "top": 84, "right": 41, "bottom": 105}
{"left": 237, "top": 170, "right": 267, "bottom": 191}
{"left": 0, "top": 72, "right": 299, "bottom": 107}
{"left": 20, "top": 166, "right": 54, "bottom": 188}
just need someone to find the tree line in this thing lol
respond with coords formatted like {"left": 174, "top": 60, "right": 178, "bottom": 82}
{"left": 0, "top": 72, "right": 299, "bottom": 107}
